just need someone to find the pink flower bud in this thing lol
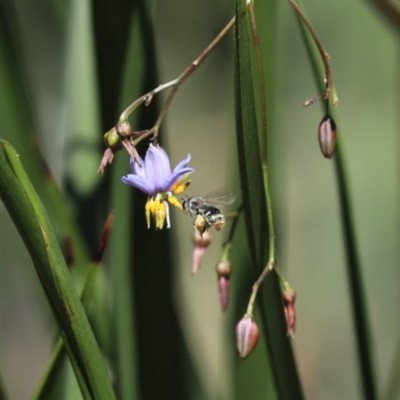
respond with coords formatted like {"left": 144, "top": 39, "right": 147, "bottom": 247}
{"left": 215, "top": 260, "right": 232, "bottom": 277}
{"left": 192, "top": 229, "right": 211, "bottom": 247}
{"left": 236, "top": 316, "right": 259, "bottom": 359}
{"left": 191, "top": 230, "right": 211, "bottom": 275}
{"left": 216, "top": 261, "right": 232, "bottom": 311}
{"left": 217, "top": 276, "right": 230, "bottom": 312}
{"left": 282, "top": 290, "right": 296, "bottom": 338}
{"left": 318, "top": 115, "right": 337, "bottom": 159}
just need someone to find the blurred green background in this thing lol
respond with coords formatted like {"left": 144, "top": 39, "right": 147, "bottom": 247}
{"left": 0, "top": 0, "right": 399, "bottom": 399}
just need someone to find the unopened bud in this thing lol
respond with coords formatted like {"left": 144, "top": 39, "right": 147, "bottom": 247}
{"left": 191, "top": 230, "right": 211, "bottom": 275}
{"left": 217, "top": 275, "right": 230, "bottom": 312}
{"left": 192, "top": 229, "right": 211, "bottom": 247}
{"left": 318, "top": 115, "right": 337, "bottom": 159}
{"left": 282, "top": 290, "right": 296, "bottom": 338}
{"left": 236, "top": 315, "right": 259, "bottom": 359}
{"left": 103, "top": 127, "right": 121, "bottom": 149}
{"left": 215, "top": 260, "right": 232, "bottom": 277}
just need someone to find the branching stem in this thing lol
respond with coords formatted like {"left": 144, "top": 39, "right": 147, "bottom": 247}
{"left": 246, "top": 262, "right": 274, "bottom": 315}
{"left": 290, "top": 0, "right": 338, "bottom": 106}
{"left": 119, "top": 16, "right": 236, "bottom": 147}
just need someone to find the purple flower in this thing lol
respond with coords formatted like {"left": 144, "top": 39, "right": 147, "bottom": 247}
{"left": 121, "top": 144, "right": 194, "bottom": 229}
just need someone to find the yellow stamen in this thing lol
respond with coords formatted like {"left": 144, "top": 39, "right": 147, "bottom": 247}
{"left": 152, "top": 198, "right": 161, "bottom": 214}
{"left": 156, "top": 202, "right": 166, "bottom": 229}
{"left": 170, "top": 175, "right": 191, "bottom": 194}
{"left": 145, "top": 199, "right": 153, "bottom": 228}
{"left": 168, "top": 195, "right": 183, "bottom": 211}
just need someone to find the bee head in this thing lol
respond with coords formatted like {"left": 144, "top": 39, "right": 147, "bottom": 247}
{"left": 180, "top": 195, "right": 189, "bottom": 212}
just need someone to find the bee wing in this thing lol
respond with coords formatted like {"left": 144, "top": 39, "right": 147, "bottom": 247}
{"left": 202, "top": 189, "right": 238, "bottom": 206}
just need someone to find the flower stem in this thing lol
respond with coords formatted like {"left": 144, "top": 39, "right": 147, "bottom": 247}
{"left": 274, "top": 265, "right": 291, "bottom": 292}
{"left": 262, "top": 163, "right": 276, "bottom": 264}
{"left": 239, "top": 0, "right": 277, "bottom": 317}
{"left": 289, "top": 0, "right": 338, "bottom": 106}
{"left": 119, "top": 79, "right": 178, "bottom": 121}
{"left": 221, "top": 205, "right": 243, "bottom": 261}
{"left": 248, "top": 2, "right": 268, "bottom": 161}
{"left": 365, "top": 0, "right": 400, "bottom": 32}
{"left": 132, "top": 17, "right": 235, "bottom": 145}
{"left": 247, "top": 0, "right": 276, "bottom": 266}
{"left": 246, "top": 262, "right": 274, "bottom": 315}
{"left": 226, "top": 204, "right": 243, "bottom": 243}
{"left": 293, "top": 1, "right": 378, "bottom": 398}
{"left": 103, "top": 16, "right": 236, "bottom": 173}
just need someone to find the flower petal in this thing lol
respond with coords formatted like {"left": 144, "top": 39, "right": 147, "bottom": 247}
{"left": 144, "top": 144, "right": 172, "bottom": 192}
{"left": 129, "top": 156, "right": 145, "bottom": 179}
{"left": 121, "top": 174, "right": 155, "bottom": 194}
{"left": 162, "top": 167, "right": 194, "bottom": 192}
{"left": 173, "top": 154, "right": 192, "bottom": 171}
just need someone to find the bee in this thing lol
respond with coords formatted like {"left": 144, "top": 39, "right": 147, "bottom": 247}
{"left": 182, "top": 191, "right": 237, "bottom": 235}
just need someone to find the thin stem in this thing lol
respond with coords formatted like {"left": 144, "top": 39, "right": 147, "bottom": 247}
{"left": 247, "top": 1, "right": 276, "bottom": 265}
{"left": 293, "top": 1, "right": 378, "bottom": 398}
{"left": 262, "top": 164, "right": 276, "bottom": 264}
{"left": 100, "top": 16, "right": 236, "bottom": 175}
{"left": 246, "top": 262, "right": 274, "bottom": 315}
{"left": 290, "top": 0, "right": 338, "bottom": 106}
{"left": 119, "top": 79, "right": 178, "bottom": 121}
{"left": 274, "top": 266, "right": 291, "bottom": 292}
{"left": 242, "top": 0, "right": 277, "bottom": 321}
{"left": 131, "top": 16, "right": 236, "bottom": 146}
{"left": 365, "top": 0, "right": 400, "bottom": 33}
{"left": 226, "top": 204, "right": 243, "bottom": 244}
{"left": 221, "top": 205, "right": 243, "bottom": 261}
{"left": 248, "top": 2, "right": 268, "bottom": 161}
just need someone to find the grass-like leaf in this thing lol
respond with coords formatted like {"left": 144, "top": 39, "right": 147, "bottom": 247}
{"left": 33, "top": 213, "right": 115, "bottom": 400}
{"left": 234, "top": 1, "right": 304, "bottom": 398}
{"left": 0, "top": 141, "right": 115, "bottom": 400}
{"left": 292, "top": 1, "right": 378, "bottom": 399}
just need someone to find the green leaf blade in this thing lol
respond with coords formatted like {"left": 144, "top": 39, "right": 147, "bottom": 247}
{"left": 0, "top": 141, "right": 116, "bottom": 400}
{"left": 234, "top": 2, "right": 304, "bottom": 399}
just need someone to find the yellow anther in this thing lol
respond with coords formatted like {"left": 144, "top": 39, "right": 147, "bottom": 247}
{"left": 156, "top": 202, "right": 166, "bottom": 229}
{"left": 145, "top": 199, "right": 153, "bottom": 228}
{"left": 152, "top": 198, "right": 161, "bottom": 214}
{"left": 143, "top": 193, "right": 173, "bottom": 229}
{"left": 168, "top": 195, "right": 183, "bottom": 210}
{"left": 173, "top": 181, "right": 191, "bottom": 194}
{"left": 145, "top": 210, "right": 151, "bottom": 228}
{"left": 171, "top": 175, "right": 191, "bottom": 194}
